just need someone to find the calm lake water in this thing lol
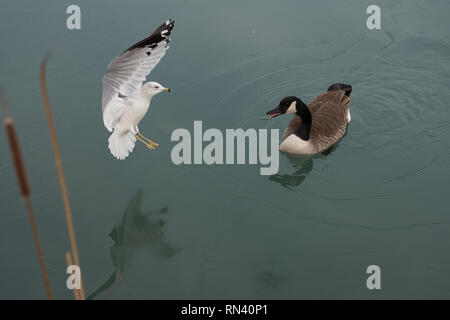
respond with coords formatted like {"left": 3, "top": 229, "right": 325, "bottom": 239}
{"left": 1, "top": 0, "right": 449, "bottom": 299}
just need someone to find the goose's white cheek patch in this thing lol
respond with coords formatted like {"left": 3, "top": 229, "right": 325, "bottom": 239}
{"left": 286, "top": 101, "right": 297, "bottom": 114}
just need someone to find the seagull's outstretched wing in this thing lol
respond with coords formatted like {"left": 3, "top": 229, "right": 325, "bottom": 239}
{"left": 102, "top": 19, "right": 175, "bottom": 132}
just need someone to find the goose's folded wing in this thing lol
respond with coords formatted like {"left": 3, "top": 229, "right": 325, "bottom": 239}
{"left": 309, "top": 91, "right": 349, "bottom": 150}
{"left": 101, "top": 19, "right": 175, "bottom": 131}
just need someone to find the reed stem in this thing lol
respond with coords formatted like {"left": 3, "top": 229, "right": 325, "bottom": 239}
{"left": 25, "top": 197, "right": 53, "bottom": 299}
{"left": 40, "top": 53, "right": 86, "bottom": 299}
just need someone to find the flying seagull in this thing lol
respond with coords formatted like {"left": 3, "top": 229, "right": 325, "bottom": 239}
{"left": 102, "top": 19, "right": 175, "bottom": 160}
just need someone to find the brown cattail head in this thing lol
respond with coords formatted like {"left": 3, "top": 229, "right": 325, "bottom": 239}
{"left": 1, "top": 89, "right": 52, "bottom": 299}
{"left": 1, "top": 91, "right": 30, "bottom": 198}
{"left": 4, "top": 119, "right": 30, "bottom": 197}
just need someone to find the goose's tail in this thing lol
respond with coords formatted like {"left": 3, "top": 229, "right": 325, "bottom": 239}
{"left": 108, "top": 130, "right": 137, "bottom": 160}
{"left": 328, "top": 83, "right": 352, "bottom": 97}
{"left": 328, "top": 83, "right": 352, "bottom": 123}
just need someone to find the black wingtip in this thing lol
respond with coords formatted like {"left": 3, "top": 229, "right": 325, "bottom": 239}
{"left": 123, "top": 19, "right": 175, "bottom": 53}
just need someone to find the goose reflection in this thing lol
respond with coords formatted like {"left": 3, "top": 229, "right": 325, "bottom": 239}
{"left": 269, "top": 157, "right": 314, "bottom": 190}
{"left": 88, "top": 190, "right": 176, "bottom": 300}
{"left": 269, "top": 143, "right": 340, "bottom": 190}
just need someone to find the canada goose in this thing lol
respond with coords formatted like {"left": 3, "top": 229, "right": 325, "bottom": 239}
{"left": 266, "top": 83, "right": 352, "bottom": 155}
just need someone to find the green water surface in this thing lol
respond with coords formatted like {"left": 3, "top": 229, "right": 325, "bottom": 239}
{"left": 0, "top": 0, "right": 449, "bottom": 299}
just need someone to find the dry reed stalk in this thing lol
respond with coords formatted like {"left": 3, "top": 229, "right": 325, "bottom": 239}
{"left": 1, "top": 89, "right": 53, "bottom": 300}
{"left": 65, "top": 251, "right": 81, "bottom": 300}
{"left": 39, "top": 53, "right": 86, "bottom": 300}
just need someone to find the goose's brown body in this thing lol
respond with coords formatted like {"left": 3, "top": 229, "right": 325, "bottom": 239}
{"left": 281, "top": 90, "right": 351, "bottom": 154}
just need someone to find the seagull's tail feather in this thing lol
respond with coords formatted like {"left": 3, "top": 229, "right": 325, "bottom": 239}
{"left": 108, "top": 130, "right": 136, "bottom": 160}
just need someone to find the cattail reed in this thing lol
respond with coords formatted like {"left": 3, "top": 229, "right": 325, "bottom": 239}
{"left": 40, "top": 53, "right": 86, "bottom": 299}
{"left": 1, "top": 89, "right": 53, "bottom": 300}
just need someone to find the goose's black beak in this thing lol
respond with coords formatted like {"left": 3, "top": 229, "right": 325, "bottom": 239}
{"left": 267, "top": 106, "right": 282, "bottom": 119}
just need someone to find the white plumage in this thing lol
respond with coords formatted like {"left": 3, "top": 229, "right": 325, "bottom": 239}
{"left": 102, "top": 19, "right": 175, "bottom": 160}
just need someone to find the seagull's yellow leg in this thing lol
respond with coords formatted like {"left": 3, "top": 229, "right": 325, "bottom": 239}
{"left": 138, "top": 133, "right": 159, "bottom": 147}
{"left": 136, "top": 135, "right": 156, "bottom": 150}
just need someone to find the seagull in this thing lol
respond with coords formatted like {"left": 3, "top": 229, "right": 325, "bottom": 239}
{"left": 102, "top": 19, "right": 175, "bottom": 160}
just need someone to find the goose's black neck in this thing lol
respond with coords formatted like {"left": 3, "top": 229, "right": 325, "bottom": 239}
{"left": 293, "top": 97, "right": 312, "bottom": 141}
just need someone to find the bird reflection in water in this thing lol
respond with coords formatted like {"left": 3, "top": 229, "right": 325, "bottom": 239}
{"left": 88, "top": 190, "right": 176, "bottom": 300}
{"left": 269, "top": 157, "right": 314, "bottom": 190}
{"left": 269, "top": 143, "right": 339, "bottom": 190}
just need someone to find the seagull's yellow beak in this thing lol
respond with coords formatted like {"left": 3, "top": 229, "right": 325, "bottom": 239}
{"left": 162, "top": 88, "right": 172, "bottom": 92}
